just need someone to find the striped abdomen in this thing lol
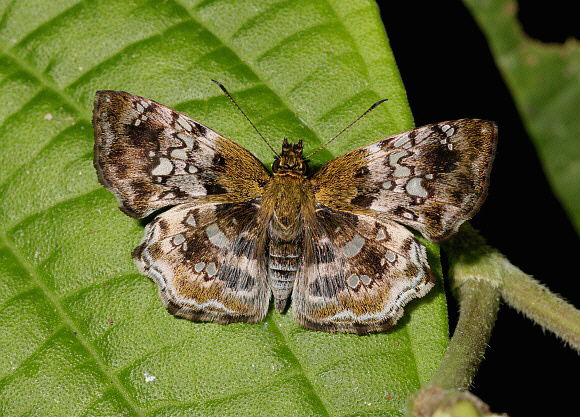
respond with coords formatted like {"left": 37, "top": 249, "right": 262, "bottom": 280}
{"left": 268, "top": 238, "right": 302, "bottom": 312}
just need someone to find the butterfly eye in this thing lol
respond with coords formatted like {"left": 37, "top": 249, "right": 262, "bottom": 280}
{"left": 272, "top": 158, "right": 280, "bottom": 173}
{"left": 302, "top": 160, "right": 309, "bottom": 175}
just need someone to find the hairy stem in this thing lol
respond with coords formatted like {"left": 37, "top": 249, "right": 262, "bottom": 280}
{"left": 500, "top": 255, "right": 580, "bottom": 353}
{"left": 430, "top": 278, "right": 500, "bottom": 390}
{"left": 411, "top": 222, "right": 580, "bottom": 415}
{"left": 430, "top": 225, "right": 501, "bottom": 389}
{"left": 448, "top": 223, "right": 580, "bottom": 354}
{"left": 434, "top": 222, "right": 580, "bottom": 389}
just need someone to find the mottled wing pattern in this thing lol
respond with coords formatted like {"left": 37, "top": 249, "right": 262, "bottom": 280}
{"left": 94, "top": 90, "right": 271, "bottom": 218}
{"left": 293, "top": 207, "right": 434, "bottom": 334}
{"left": 133, "top": 200, "right": 270, "bottom": 323}
{"left": 312, "top": 119, "right": 497, "bottom": 242}
{"left": 94, "top": 88, "right": 497, "bottom": 334}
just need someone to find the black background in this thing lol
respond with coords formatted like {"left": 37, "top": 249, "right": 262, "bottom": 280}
{"left": 378, "top": 1, "right": 580, "bottom": 415}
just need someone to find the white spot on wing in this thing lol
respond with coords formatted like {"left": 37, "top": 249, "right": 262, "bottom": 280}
{"left": 177, "top": 133, "right": 194, "bottom": 149}
{"left": 414, "top": 128, "right": 432, "bottom": 144}
{"left": 206, "top": 262, "right": 217, "bottom": 277}
{"left": 389, "top": 150, "right": 411, "bottom": 177}
{"left": 170, "top": 148, "right": 188, "bottom": 160}
{"left": 186, "top": 215, "right": 196, "bottom": 227}
{"left": 393, "top": 133, "right": 410, "bottom": 147}
{"left": 340, "top": 235, "right": 365, "bottom": 258}
{"left": 347, "top": 274, "right": 359, "bottom": 288}
{"left": 376, "top": 229, "right": 386, "bottom": 241}
{"left": 195, "top": 262, "right": 205, "bottom": 272}
{"left": 177, "top": 115, "right": 192, "bottom": 132}
{"left": 366, "top": 143, "right": 382, "bottom": 154}
{"left": 405, "top": 178, "right": 428, "bottom": 197}
{"left": 173, "top": 234, "right": 185, "bottom": 245}
{"left": 206, "top": 224, "right": 229, "bottom": 248}
{"left": 151, "top": 157, "right": 173, "bottom": 176}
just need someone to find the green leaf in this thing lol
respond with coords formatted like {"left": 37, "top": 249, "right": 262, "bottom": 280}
{"left": 0, "top": 1, "right": 448, "bottom": 415}
{"left": 464, "top": 0, "right": 580, "bottom": 235}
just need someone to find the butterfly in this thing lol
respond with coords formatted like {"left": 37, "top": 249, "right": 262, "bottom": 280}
{"left": 93, "top": 87, "right": 497, "bottom": 334}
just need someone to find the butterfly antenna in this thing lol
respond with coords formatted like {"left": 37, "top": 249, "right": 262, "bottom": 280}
{"left": 305, "top": 99, "right": 388, "bottom": 159}
{"left": 212, "top": 79, "right": 279, "bottom": 157}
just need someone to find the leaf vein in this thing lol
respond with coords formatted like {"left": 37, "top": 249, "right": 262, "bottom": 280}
{"left": 0, "top": 231, "right": 144, "bottom": 415}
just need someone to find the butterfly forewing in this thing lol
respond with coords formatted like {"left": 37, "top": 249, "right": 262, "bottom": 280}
{"left": 93, "top": 90, "right": 271, "bottom": 218}
{"left": 312, "top": 119, "right": 497, "bottom": 242}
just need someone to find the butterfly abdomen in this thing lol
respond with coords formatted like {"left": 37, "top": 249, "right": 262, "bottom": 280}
{"left": 268, "top": 238, "right": 302, "bottom": 312}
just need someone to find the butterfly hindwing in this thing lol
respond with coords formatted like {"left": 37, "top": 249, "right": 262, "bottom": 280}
{"left": 133, "top": 200, "right": 270, "bottom": 323}
{"left": 312, "top": 119, "right": 497, "bottom": 242}
{"left": 292, "top": 207, "right": 435, "bottom": 334}
{"left": 93, "top": 90, "right": 271, "bottom": 218}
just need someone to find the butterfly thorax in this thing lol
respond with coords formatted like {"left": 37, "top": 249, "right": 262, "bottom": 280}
{"left": 264, "top": 139, "right": 314, "bottom": 312}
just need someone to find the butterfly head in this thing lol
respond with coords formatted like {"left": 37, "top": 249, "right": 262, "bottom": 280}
{"left": 272, "top": 138, "right": 309, "bottom": 175}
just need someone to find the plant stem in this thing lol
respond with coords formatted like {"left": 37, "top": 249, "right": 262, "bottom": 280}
{"left": 430, "top": 225, "right": 501, "bottom": 389}
{"left": 430, "top": 278, "right": 500, "bottom": 390}
{"left": 446, "top": 223, "right": 580, "bottom": 354}
{"left": 411, "top": 223, "right": 580, "bottom": 414}
{"left": 500, "top": 255, "right": 580, "bottom": 353}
